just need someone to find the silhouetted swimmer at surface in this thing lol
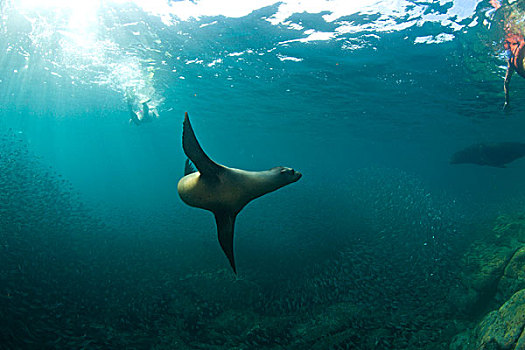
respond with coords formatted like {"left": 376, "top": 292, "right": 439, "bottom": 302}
{"left": 489, "top": 0, "right": 525, "bottom": 109}
{"left": 127, "top": 98, "right": 158, "bottom": 126}
{"left": 128, "top": 98, "right": 141, "bottom": 126}
{"left": 504, "top": 33, "right": 525, "bottom": 109}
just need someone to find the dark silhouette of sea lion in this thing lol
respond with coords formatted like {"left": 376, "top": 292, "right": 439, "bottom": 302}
{"left": 450, "top": 142, "right": 525, "bottom": 167}
{"left": 177, "top": 112, "right": 302, "bottom": 273}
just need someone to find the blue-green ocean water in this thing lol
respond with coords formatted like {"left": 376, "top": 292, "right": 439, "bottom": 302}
{"left": 2, "top": 0, "right": 525, "bottom": 348}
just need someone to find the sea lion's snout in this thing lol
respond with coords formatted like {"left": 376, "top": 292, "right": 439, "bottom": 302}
{"left": 278, "top": 167, "right": 302, "bottom": 182}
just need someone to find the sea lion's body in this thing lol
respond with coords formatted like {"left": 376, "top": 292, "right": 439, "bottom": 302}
{"left": 178, "top": 168, "right": 287, "bottom": 213}
{"left": 177, "top": 113, "right": 301, "bottom": 273}
{"left": 450, "top": 142, "right": 525, "bottom": 167}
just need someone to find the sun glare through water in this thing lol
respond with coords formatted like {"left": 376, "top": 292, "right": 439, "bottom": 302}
{"left": 9, "top": 0, "right": 163, "bottom": 110}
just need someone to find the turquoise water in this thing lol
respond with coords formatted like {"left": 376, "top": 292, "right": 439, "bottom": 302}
{"left": 2, "top": 0, "right": 525, "bottom": 348}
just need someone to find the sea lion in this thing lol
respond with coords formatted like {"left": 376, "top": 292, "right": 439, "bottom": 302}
{"left": 450, "top": 142, "right": 525, "bottom": 167}
{"left": 177, "top": 112, "right": 302, "bottom": 273}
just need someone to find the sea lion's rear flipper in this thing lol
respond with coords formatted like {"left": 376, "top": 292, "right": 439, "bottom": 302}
{"left": 184, "top": 159, "right": 197, "bottom": 176}
{"left": 182, "top": 112, "right": 223, "bottom": 179}
{"left": 214, "top": 212, "right": 237, "bottom": 274}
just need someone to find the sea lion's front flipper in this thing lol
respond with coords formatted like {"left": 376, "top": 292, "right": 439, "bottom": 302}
{"left": 214, "top": 212, "right": 237, "bottom": 274}
{"left": 184, "top": 159, "right": 197, "bottom": 176}
{"left": 182, "top": 112, "right": 223, "bottom": 178}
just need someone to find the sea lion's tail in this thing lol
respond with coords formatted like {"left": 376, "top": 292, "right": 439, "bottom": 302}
{"left": 184, "top": 159, "right": 197, "bottom": 176}
{"left": 214, "top": 211, "right": 237, "bottom": 274}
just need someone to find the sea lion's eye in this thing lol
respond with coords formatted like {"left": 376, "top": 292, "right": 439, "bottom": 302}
{"left": 289, "top": 169, "right": 295, "bottom": 175}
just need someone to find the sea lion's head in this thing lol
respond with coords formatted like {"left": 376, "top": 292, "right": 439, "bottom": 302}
{"left": 270, "top": 166, "right": 302, "bottom": 185}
